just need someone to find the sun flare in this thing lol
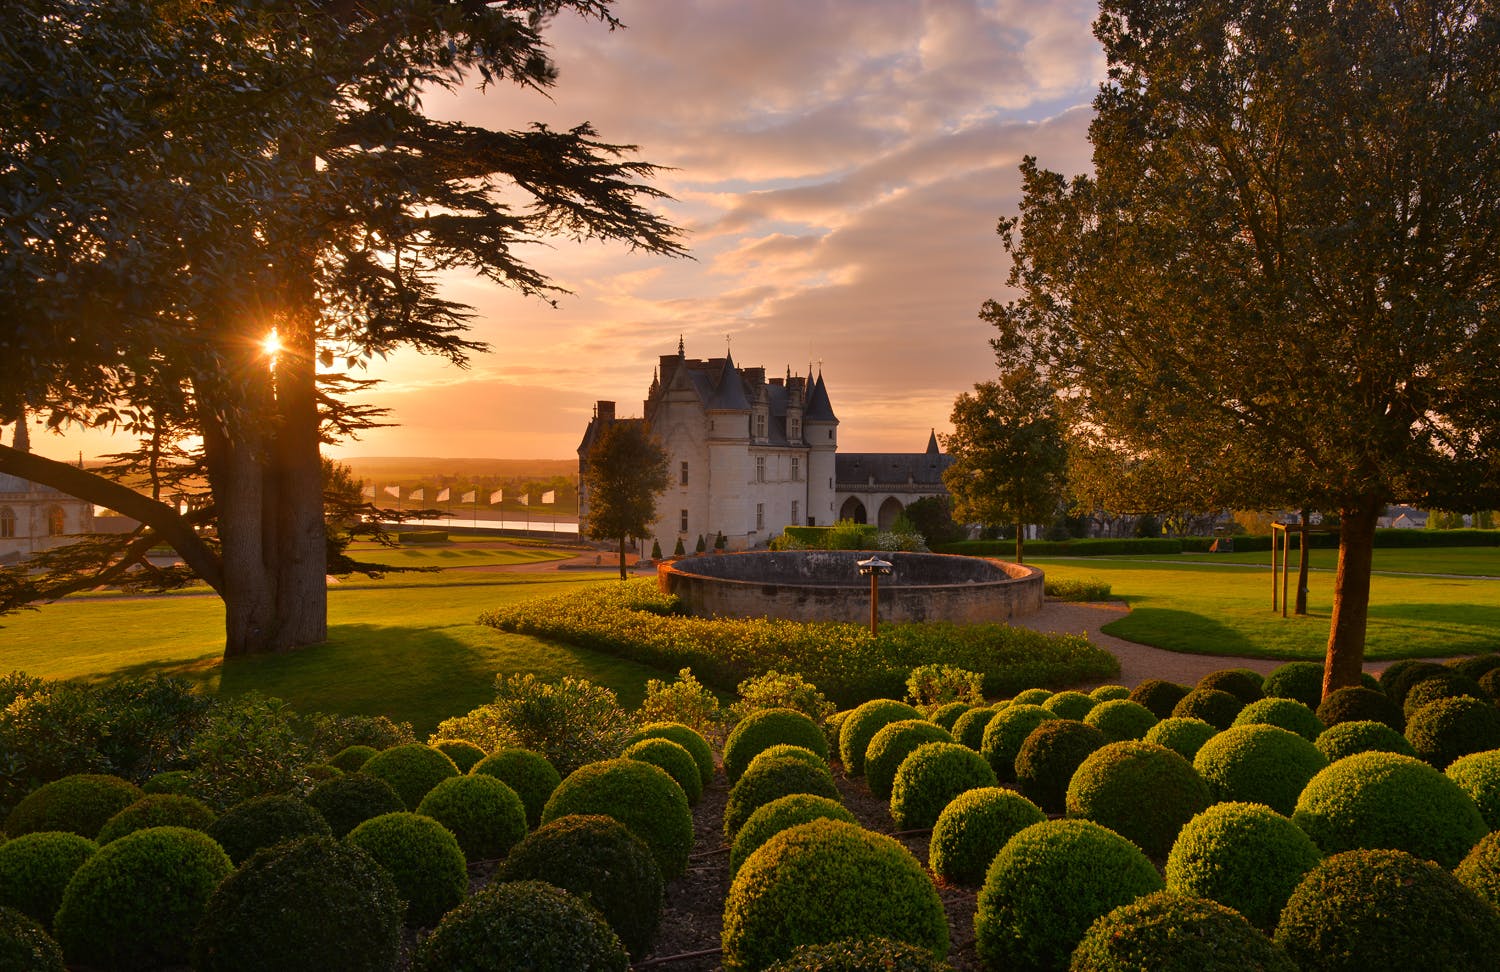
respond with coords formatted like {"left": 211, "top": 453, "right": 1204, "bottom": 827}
{"left": 261, "top": 329, "right": 281, "bottom": 357}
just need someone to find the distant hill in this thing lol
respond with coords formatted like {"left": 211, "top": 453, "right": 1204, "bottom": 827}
{"left": 339, "top": 457, "right": 576, "bottom": 481}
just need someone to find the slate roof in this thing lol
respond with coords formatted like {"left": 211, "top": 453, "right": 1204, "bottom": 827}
{"left": 836, "top": 450, "right": 952, "bottom": 487}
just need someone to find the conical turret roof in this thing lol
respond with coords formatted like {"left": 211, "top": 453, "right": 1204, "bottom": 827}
{"left": 804, "top": 373, "right": 837, "bottom": 422}
{"left": 708, "top": 352, "right": 751, "bottom": 411}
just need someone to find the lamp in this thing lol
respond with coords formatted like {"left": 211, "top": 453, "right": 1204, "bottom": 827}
{"left": 856, "top": 554, "right": 894, "bottom": 636}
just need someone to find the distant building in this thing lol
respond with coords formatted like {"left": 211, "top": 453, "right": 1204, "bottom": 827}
{"left": 578, "top": 340, "right": 950, "bottom": 554}
{"left": 0, "top": 414, "right": 94, "bottom": 563}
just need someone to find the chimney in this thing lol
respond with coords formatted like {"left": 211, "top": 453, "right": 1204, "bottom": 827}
{"left": 595, "top": 401, "right": 616, "bottom": 423}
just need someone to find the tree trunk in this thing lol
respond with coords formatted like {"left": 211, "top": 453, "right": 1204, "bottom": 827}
{"left": 618, "top": 535, "right": 627, "bottom": 580}
{"left": 1014, "top": 521, "right": 1024, "bottom": 564}
{"left": 1321, "top": 495, "right": 1381, "bottom": 700}
{"left": 203, "top": 414, "right": 278, "bottom": 658}
{"left": 1295, "top": 508, "right": 1311, "bottom": 616}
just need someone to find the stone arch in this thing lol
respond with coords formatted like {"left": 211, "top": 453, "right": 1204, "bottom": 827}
{"left": 46, "top": 505, "right": 65, "bottom": 536}
{"left": 839, "top": 497, "right": 867, "bottom": 524}
{"left": 877, "top": 496, "right": 905, "bottom": 530}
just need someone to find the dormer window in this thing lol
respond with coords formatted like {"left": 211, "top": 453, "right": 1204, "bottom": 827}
{"left": 790, "top": 418, "right": 801, "bottom": 440}
{"left": 755, "top": 413, "right": 767, "bottom": 439}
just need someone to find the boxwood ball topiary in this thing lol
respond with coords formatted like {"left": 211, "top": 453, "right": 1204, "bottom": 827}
{"left": 96, "top": 794, "right": 216, "bottom": 845}
{"left": 498, "top": 814, "right": 663, "bottom": 959}
{"left": 724, "top": 708, "right": 830, "bottom": 784}
{"left": 1482, "top": 667, "right": 1500, "bottom": 701}
{"left": 1455, "top": 831, "right": 1500, "bottom": 910}
{"left": 1313, "top": 719, "right": 1415, "bottom": 762}
{"left": 825, "top": 709, "right": 852, "bottom": 755}
{"left": 329, "top": 744, "right": 380, "bottom": 773}
{"left": 1070, "top": 891, "right": 1297, "bottom": 972}
{"left": 1262, "top": 661, "right": 1325, "bottom": 709}
{"left": 542, "top": 758, "right": 694, "bottom": 879}
{"left": 1446, "top": 749, "right": 1500, "bottom": 830}
{"left": 192, "top": 836, "right": 401, "bottom": 972}
{"left": 1198, "top": 668, "right": 1265, "bottom": 704}
{"left": 839, "top": 700, "right": 922, "bottom": 775}
{"left": 952, "top": 706, "right": 999, "bottom": 751}
{"left": 1379, "top": 658, "right": 1441, "bottom": 698}
{"left": 1066, "top": 740, "right": 1211, "bottom": 858}
{"left": 865, "top": 720, "right": 954, "bottom": 800}
{"left": 359, "top": 743, "right": 460, "bottom": 810}
{"left": 431, "top": 739, "right": 487, "bottom": 773}
{"left": 745, "top": 744, "right": 827, "bottom": 778}
{"left": 890, "top": 741, "right": 998, "bottom": 830}
{"left": 1232, "top": 697, "right": 1323, "bottom": 741}
{"left": 415, "top": 879, "right": 629, "bottom": 972}
{"left": 54, "top": 826, "right": 232, "bottom": 971}
{"left": 306, "top": 773, "right": 406, "bottom": 838}
{"left": 1129, "top": 679, "right": 1191, "bottom": 720}
{"left": 1405, "top": 695, "right": 1500, "bottom": 769}
{"left": 1011, "top": 688, "right": 1052, "bottom": 706}
{"left": 0, "top": 831, "right": 97, "bottom": 925}
{"left": 1090, "top": 685, "right": 1131, "bottom": 702}
{"left": 1401, "top": 669, "right": 1486, "bottom": 720}
{"left": 206, "top": 793, "right": 331, "bottom": 865}
{"left": 623, "top": 738, "right": 703, "bottom": 804}
{"left": 1142, "top": 717, "right": 1218, "bottom": 761}
{"left": 928, "top": 787, "right": 1045, "bottom": 888}
{"left": 765, "top": 936, "right": 955, "bottom": 972}
{"left": 142, "top": 770, "right": 195, "bottom": 796}
{"left": 1042, "top": 690, "right": 1097, "bottom": 721}
{"left": 724, "top": 753, "right": 840, "bottom": 838}
{"left": 980, "top": 703, "right": 1057, "bottom": 781}
{"left": 1315, "top": 685, "right": 1404, "bottom": 730}
{"left": 0, "top": 905, "right": 64, "bottom": 972}
{"left": 1274, "top": 848, "right": 1500, "bottom": 972}
{"left": 628, "top": 722, "right": 716, "bottom": 788}
{"left": 1292, "top": 750, "right": 1487, "bottom": 868}
{"left": 1192, "top": 724, "right": 1328, "bottom": 815}
{"left": 416, "top": 775, "right": 527, "bottom": 862}
{"left": 1014, "top": 719, "right": 1107, "bottom": 815}
{"left": 930, "top": 701, "right": 973, "bottom": 732}
{"left": 1449, "top": 653, "right": 1500, "bottom": 682}
{"left": 1164, "top": 802, "right": 1322, "bottom": 931}
{"left": 346, "top": 811, "right": 468, "bottom": 927}
{"left": 730, "top": 795, "right": 858, "bottom": 879}
{"left": 1083, "top": 699, "right": 1158, "bottom": 742}
{"left": 1171, "top": 688, "right": 1245, "bottom": 730}
{"left": 722, "top": 819, "right": 948, "bottom": 972}
{"left": 4, "top": 774, "right": 144, "bottom": 840}
{"left": 975, "top": 818, "right": 1163, "bottom": 972}
{"left": 470, "top": 748, "right": 563, "bottom": 828}
{"left": 1384, "top": 660, "right": 1453, "bottom": 709}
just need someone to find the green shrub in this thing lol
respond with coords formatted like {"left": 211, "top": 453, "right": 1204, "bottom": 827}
{"left": 142, "top": 770, "right": 196, "bottom": 796}
{"left": 839, "top": 700, "right": 922, "bottom": 775}
{"left": 1402, "top": 669, "right": 1487, "bottom": 720}
{"left": 1232, "top": 697, "right": 1323, "bottom": 741}
{"left": 1171, "top": 688, "right": 1245, "bottom": 730}
{"left": 359, "top": 744, "right": 460, "bottom": 810}
{"left": 1313, "top": 719, "right": 1415, "bottom": 762}
{"left": 54, "top": 826, "right": 232, "bottom": 970}
{"left": 1262, "top": 661, "right": 1326, "bottom": 709}
{"left": 304, "top": 712, "right": 414, "bottom": 757}
{"left": 1042, "top": 690, "right": 1096, "bottom": 721}
{"left": 431, "top": 739, "right": 487, "bottom": 773}
{"left": 1405, "top": 695, "right": 1500, "bottom": 769}
{"left": 0, "top": 831, "right": 97, "bottom": 925}
{"left": 1071, "top": 890, "right": 1297, "bottom": 971}
{"left": 1292, "top": 751, "right": 1487, "bottom": 867}
{"left": 1015, "top": 719, "right": 1107, "bottom": 814}
{"left": 732, "top": 670, "right": 837, "bottom": 725}
{"left": 1379, "top": 658, "right": 1440, "bottom": 698}
{"left": 622, "top": 738, "right": 702, "bottom": 804}
{"left": 192, "top": 836, "right": 400, "bottom": 972}
{"left": 1164, "top": 802, "right": 1322, "bottom": 930}
{"left": 329, "top": 744, "right": 379, "bottom": 773}
{"left": 205, "top": 793, "right": 330, "bottom": 865}
{"left": 906, "top": 665, "right": 984, "bottom": 707}
{"left": 865, "top": 720, "right": 954, "bottom": 800}
{"left": 1455, "top": 831, "right": 1500, "bottom": 910}
{"left": 1089, "top": 685, "right": 1131, "bottom": 702}
{"left": 625, "top": 723, "right": 714, "bottom": 788}
{"left": 928, "top": 787, "right": 1044, "bottom": 888}
{"left": 766, "top": 937, "right": 954, "bottom": 971}
{"left": 542, "top": 759, "right": 694, "bottom": 879}
{"left": 96, "top": 794, "right": 216, "bottom": 844}
{"left": 724, "top": 707, "right": 829, "bottom": 784}
{"left": 1447, "top": 750, "right": 1500, "bottom": 830}
{"left": 1197, "top": 668, "right": 1264, "bottom": 703}
{"left": 302, "top": 762, "right": 342, "bottom": 782}
{"left": 974, "top": 818, "right": 1164, "bottom": 972}
{"left": 0, "top": 905, "right": 64, "bottom": 972}
{"left": 951, "top": 706, "right": 999, "bottom": 750}
{"left": 1482, "top": 667, "right": 1500, "bottom": 701}
{"left": 1449, "top": 653, "right": 1500, "bottom": 682}
{"left": 416, "top": 775, "right": 527, "bottom": 862}
{"left": 414, "top": 879, "right": 629, "bottom": 972}
{"left": 825, "top": 709, "right": 852, "bottom": 754}
{"left": 1143, "top": 717, "right": 1218, "bottom": 761}
{"left": 469, "top": 748, "right": 562, "bottom": 828}
{"left": 745, "top": 744, "right": 827, "bottom": 776}
{"left": 1128, "top": 679, "right": 1191, "bottom": 719}
{"left": 346, "top": 811, "right": 467, "bottom": 927}
{"left": 432, "top": 673, "right": 632, "bottom": 776}
{"left": 981, "top": 704, "right": 1057, "bottom": 781}
{"left": 722, "top": 819, "right": 947, "bottom": 972}
{"left": 498, "top": 815, "right": 663, "bottom": 959}
{"left": 1193, "top": 724, "right": 1328, "bottom": 815}
{"left": 638, "top": 668, "right": 726, "bottom": 744}
{"left": 4, "top": 774, "right": 143, "bottom": 840}
{"left": 186, "top": 693, "right": 311, "bottom": 810}
{"left": 730, "top": 794, "right": 857, "bottom": 879}
{"left": 724, "top": 754, "right": 840, "bottom": 838}
{"left": 1066, "top": 740, "right": 1211, "bottom": 858}
{"left": 1044, "top": 576, "right": 1113, "bottom": 601}
{"left": 889, "top": 741, "right": 997, "bottom": 830}
{"left": 1274, "top": 848, "right": 1500, "bottom": 972}
{"left": 1083, "top": 699, "right": 1158, "bottom": 742}
{"left": 929, "top": 701, "right": 973, "bottom": 731}
{"left": 1011, "top": 687, "right": 1053, "bottom": 706}
{"left": 305, "top": 773, "right": 405, "bottom": 838}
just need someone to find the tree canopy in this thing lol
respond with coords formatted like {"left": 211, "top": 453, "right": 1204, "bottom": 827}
{"left": 581, "top": 421, "right": 670, "bottom": 579}
{"left": 987, "top": 0, "right": 1500, "bottom": 694}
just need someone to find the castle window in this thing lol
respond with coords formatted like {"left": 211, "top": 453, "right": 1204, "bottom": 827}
{"left": 828, "top": 429, "right": 834, "bottom": 440}
{"left": 756, "top": 503, "right": 765, "bottom": 531}
{"left": 680, "top": 509, "right": 689, "bottom": 533}
{"left": 756, "top": 413, "right": 767, "bottom": 439}
{"left": 791, "top": 500, "right": 799, "bottom": 525}
{"left": 0, "top": 507, "right": 13, "bottom": 539}
{"left": 680, "top": 461, "right": 689, "bottom": 486}
{"left": 790, "top": 418, "right": 801, "bottom": 440}
{"left": 756, "top": 456, "right": 766, "bottom": 482}
{"left": 791, "top": 457, "right": 800, "bottom": 481}
{"left": 47, "top": 506, "right": 65, "bottom": 536}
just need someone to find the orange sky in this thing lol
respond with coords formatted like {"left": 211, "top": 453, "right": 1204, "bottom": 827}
{"left": 25, "top": 0, "right": 1105, "bottom": 464}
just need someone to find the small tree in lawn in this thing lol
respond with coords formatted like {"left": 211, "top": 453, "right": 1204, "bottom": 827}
{"left": 942, "top": 367, "right": 1068, "bottom": 564}
{"left": 582, "top": 422, "right": 669, "bottom": 580}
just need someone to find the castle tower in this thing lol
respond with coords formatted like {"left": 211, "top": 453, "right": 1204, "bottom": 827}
{"left": 803, "top": 371, "right": 839, "bottom": 526}
{"left": 706, "top": 352, "right": 751, "bottom": 544}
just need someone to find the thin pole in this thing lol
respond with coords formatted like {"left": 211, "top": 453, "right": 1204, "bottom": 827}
{"left": 1281, "top": 527, "right": 1290, "bottom": 619}
{"left": 869, "top": 573, "right": 879, "bottom": 636}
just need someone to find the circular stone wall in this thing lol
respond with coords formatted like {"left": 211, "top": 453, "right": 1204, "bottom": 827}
{"left": 657, "top": 550, "right": 1043, "bottom": 624}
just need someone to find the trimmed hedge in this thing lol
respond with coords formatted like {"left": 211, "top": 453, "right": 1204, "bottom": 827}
{"left": 980, "top": 704, "right": 1057, "bottom": 782}
{"left": 928, "top": 787, "right": 1046, "bottom": 888}
{"left": 96, "top": 794, "right": 216, "bottom": 845}
{"left": 1197, "top": 669, "right": 1264, "bottom": 704}
{"left": 1090, "top": 685, "right": 1131, "bottom": 702}
{"left": 4, "top": 774, "right": 144, "bottom": 840}
{"left": 359, "top": 744, "right": 460, "bottom": 810}
{"left": 1446, "top": 750, "right": 1500, "bottom": 830}
{"left": 329, "top": 745, "right": 379, "bottom": 773}
{"left": 1129, "top": 679, "right": 1191, "bottom": 720}
{"left": 206, "top": 794, "right": 331, "bottom": 866}
{"left": 626, "top": 723, "right": 715, "bottom": 788}
{"left": 1232, "top": 697, "right": 1323, "bottom": 741}
{"left": 1171, "top": 688, "right": 1245, "bottom": 730}
{"left": 305, "top": 773, "right": 406, "bottom": 839}
{"left": 1066, "top": 741, "right": 1211, "bottom": 858}
{"left": 929, "top": 702, "right": 973, "bottom": 732}
{"left": 415, "top": 880, "right": 628, "bottom": 972}
{"left": 1316, "top": 686, "right": 1405, "bottom": 732}
{"left": 0, "top": 905, "right": 64, "bottom": 972}
{"left": 0, "top": 831, "right": 98, "bottom": 926}
{"left": 937, "top": 537, "right": 1184, "bottom": 556}
{"left": 1015, "top": 720, "right": 1107, "bottom": 814}
{"left": 346, "top": 812, "right": 467, "bottom": 927}
{"left": 1401, "top": 670, "right": 1486, "bottom": 720}
{"left": 865, "top": 721, "right": 953, "bottom": 800}
{"left": 622, "top": 738, "right": 703, "bottom": 805}
{"left": 1071, "top": 891, "right": 1297, "bottom": 971}
{"left": 1405, "top": 696, "right": 1500, "bottom": 769}
{"left": 1143, "top": 717, "right": 1219, "bottom": 761}
{"left": 1262, "top": 661, "right": 1326, "bottom": 710}
{"left": 1041, "top": 690, "right": 1097, "bottom": 721}
{"left": 839, "top": 700, "right": 922, "bottom": 776}
{"left": 1455, "top": 831, "right": 1500, "bottom": 910}
{"left": 416, "top": 775, "right": 527, "bottom": 862}
{"left": 1083, "top": 699, "right": 1158, "bottom": 742}
{"left": 1313, "top": 719, "right": 1415, "bottom": 763}
{"left": 730, "top": 795, "right": 857, "bottom": 879}
{"left": 724, "top": 708, "right": 829, "bottom": 784}
{"left": 542, "top": 759, "right": 694, "bottom": 879}
{"left": 765, "top": 937, "right": 953, "bottom": 972}
{"left": 469, "top": 748, "right": 562, "bottom": 829}
{"left": 889, "top": 742, "right": 998, "bottom": 830}
{"left": 951, "top": 706, "right": 999, "bottom": 751}
{"left": 724, "top": 754, "right": 840, "bottom": 839}
{"left": 1164, "top": 802, "right": 1323, "bottom": 930}
{"left": 1192, "top": 725, "right": 1328, "bottom": 816}
{"left": 430, "top": 739, "right": 487, "bottom": 774}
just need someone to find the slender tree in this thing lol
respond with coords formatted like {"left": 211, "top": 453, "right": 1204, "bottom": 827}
{"left": 581, "top": 422, "right": 670, "bottom": 579}
{"left": 987, "top": 0, "right": 1500, "bottom": 697}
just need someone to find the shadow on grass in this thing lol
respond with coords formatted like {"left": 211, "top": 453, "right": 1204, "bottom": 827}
{"left": 1367, "top": 602, "right": 1500, "bottom": 628}
{"left": 1101, "top": 607, "right": 1265, "bottom": 656}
